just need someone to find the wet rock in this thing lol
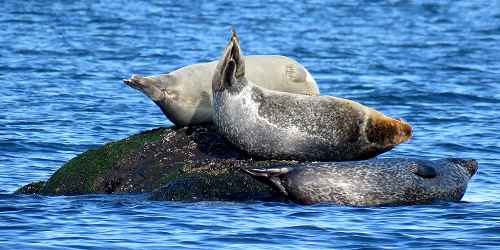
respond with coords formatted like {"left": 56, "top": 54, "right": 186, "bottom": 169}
{"left": 15, "top": 124, "right": 285, "bottom": 201}
{"left": 150, "top": 160, "right": 288, "bottom": 202}
{"left": 14, "top": 181, "right": 46, "bottom": 195}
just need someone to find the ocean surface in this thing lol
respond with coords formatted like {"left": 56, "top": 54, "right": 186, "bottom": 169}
{"left": 1, "top": 0, "right": 499, "bottom": 249}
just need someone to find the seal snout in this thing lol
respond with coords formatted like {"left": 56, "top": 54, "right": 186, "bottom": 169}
{"left": 465, "top": 159, "right": 479, "bottom": 176}
{"left": 397, "top": 118, "right": 412, "bottom": 144}
{"left": 123, "top": 74, "right": 147, "bottom": 90}
{"left": 448, "top": 158, "right": 479, "bottom": 177}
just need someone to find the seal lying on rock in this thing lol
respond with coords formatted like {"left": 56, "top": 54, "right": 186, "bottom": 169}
{"left": 124, "top": 56, "right": 319, "bottom": 126}
{"left": 212, "top": 30, "right": 412, "bottom": 161}
{"left": 242, "top": 158, "right": 478, "bottom": 206}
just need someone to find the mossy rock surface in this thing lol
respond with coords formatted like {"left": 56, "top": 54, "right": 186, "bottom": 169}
{"left": 16, "top": 124, "right": 285, "bottom": 201}
{"left": 150, "top": 160, "right": 289, "bottom": 202}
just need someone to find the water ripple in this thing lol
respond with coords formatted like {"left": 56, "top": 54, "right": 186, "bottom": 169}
{"left": 1, "top": 0, "right": 500, "bottom": 249}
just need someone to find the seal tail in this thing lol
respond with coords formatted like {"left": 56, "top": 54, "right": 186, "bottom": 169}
{"left": 241, "top": 167, "right": 290, "bottom": 197}
{"left": 212, "top": 28, "right": 246, "bottom": 92}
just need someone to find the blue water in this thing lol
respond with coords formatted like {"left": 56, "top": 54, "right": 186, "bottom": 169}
{"left": 1, "top": 0, "right": 499, "bottom": 249}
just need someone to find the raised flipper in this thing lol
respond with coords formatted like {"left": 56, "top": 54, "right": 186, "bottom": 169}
{"left": 212, "top": 28, "right": 246, "bottom": 92}
{"left": 408, "top": 164, "right": 437, "bottom": 179}
{"left": 240, "top": 167, "right": 290, "bottom": 197}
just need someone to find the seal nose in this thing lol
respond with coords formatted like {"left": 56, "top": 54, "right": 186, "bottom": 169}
{"left": 465, "top": 159, "right": 479, "bottom": 177}
{"left": 448, "top": 159, "right": 479, "bottom": 177}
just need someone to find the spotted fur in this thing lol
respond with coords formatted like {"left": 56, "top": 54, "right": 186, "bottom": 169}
{"left": 212, "top": 30, "right": 412, "bottom": 161}
{"left": 243, "top": 158, "right": 478, "bottom": 206}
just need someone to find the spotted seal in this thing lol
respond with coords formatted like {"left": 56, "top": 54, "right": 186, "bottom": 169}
{"left": 124, "top": 55, "right": 319, "bottom": 126}
{"left": 212, "top": 30, "right": 412, "bottom": 161}
{"left": 242, "top": 158, "right": 478, "bottom": 206}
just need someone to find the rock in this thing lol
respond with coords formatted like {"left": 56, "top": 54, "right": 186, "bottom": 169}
{"left": 150, "top": 160, "right": 287, "bottom": 202}
{"left": 14, "top": 124, "right": 477, "bottom": 205}
{"left": 15, "top": 125, "right": 285, "bottom": 201}
{"left": 14, "top": 181, "right": 46, "bottom": 195}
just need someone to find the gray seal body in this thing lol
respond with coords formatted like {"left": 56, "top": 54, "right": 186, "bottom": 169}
{"left": 212, "top": 31, "right": 412, "bottom": 161}
{"left": 124, "top": 55, "right": 319, "bottom": 126}
{"left": 243, "top": 158, "right": 479, "bottom": 206}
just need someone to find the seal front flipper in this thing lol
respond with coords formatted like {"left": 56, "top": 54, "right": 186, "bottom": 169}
{"left": 241, "top": 168, "right": 290, "bottom": 197}
{"left": 408, "top": 163, "right": 437, "bottom": 178}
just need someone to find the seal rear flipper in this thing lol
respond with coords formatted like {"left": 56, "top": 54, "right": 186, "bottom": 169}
{"left": 241, "top": 168, "right": 290, "bottom": 197}
{"left": 408, "top": 164, "right": 437, "bottom": 179}
{"left": 212, "top": 29, "right": 246, "bottom": 92}
{"left": 230, "top": 29, "right": 245, "bottom": 80}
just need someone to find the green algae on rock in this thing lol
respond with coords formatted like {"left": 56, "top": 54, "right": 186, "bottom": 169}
{"left": 150, "top": 160, "right": 289, "bottom": 202}
{"left": 16, "top": 125, "right": 282, "bottom": 201}
{"left": 41, "top": 128, "right": 165, "bottom": 195}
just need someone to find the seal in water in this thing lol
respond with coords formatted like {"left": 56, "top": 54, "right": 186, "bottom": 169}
{"left": 212, "top": 30, "right": 412, "bottom": 161}
{"left": 124, "top": 55, "right": 319, "bottom": 126}
{"left": 242, "top": 158, "right": 479, "bottom": 206}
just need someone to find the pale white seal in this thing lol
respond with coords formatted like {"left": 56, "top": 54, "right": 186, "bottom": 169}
{"left": 124, "top": 56, "right": 319, "bottom": 126}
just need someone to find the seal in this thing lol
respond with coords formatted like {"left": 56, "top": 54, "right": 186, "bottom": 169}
{"left": 212, "top": 30, "right": 412, "bottom": 161}
{"left": 124, "top": 55, "right": 319, "bottom": 126}
{"left": 242, "top": 158, "right": 479, "bottom": 206}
